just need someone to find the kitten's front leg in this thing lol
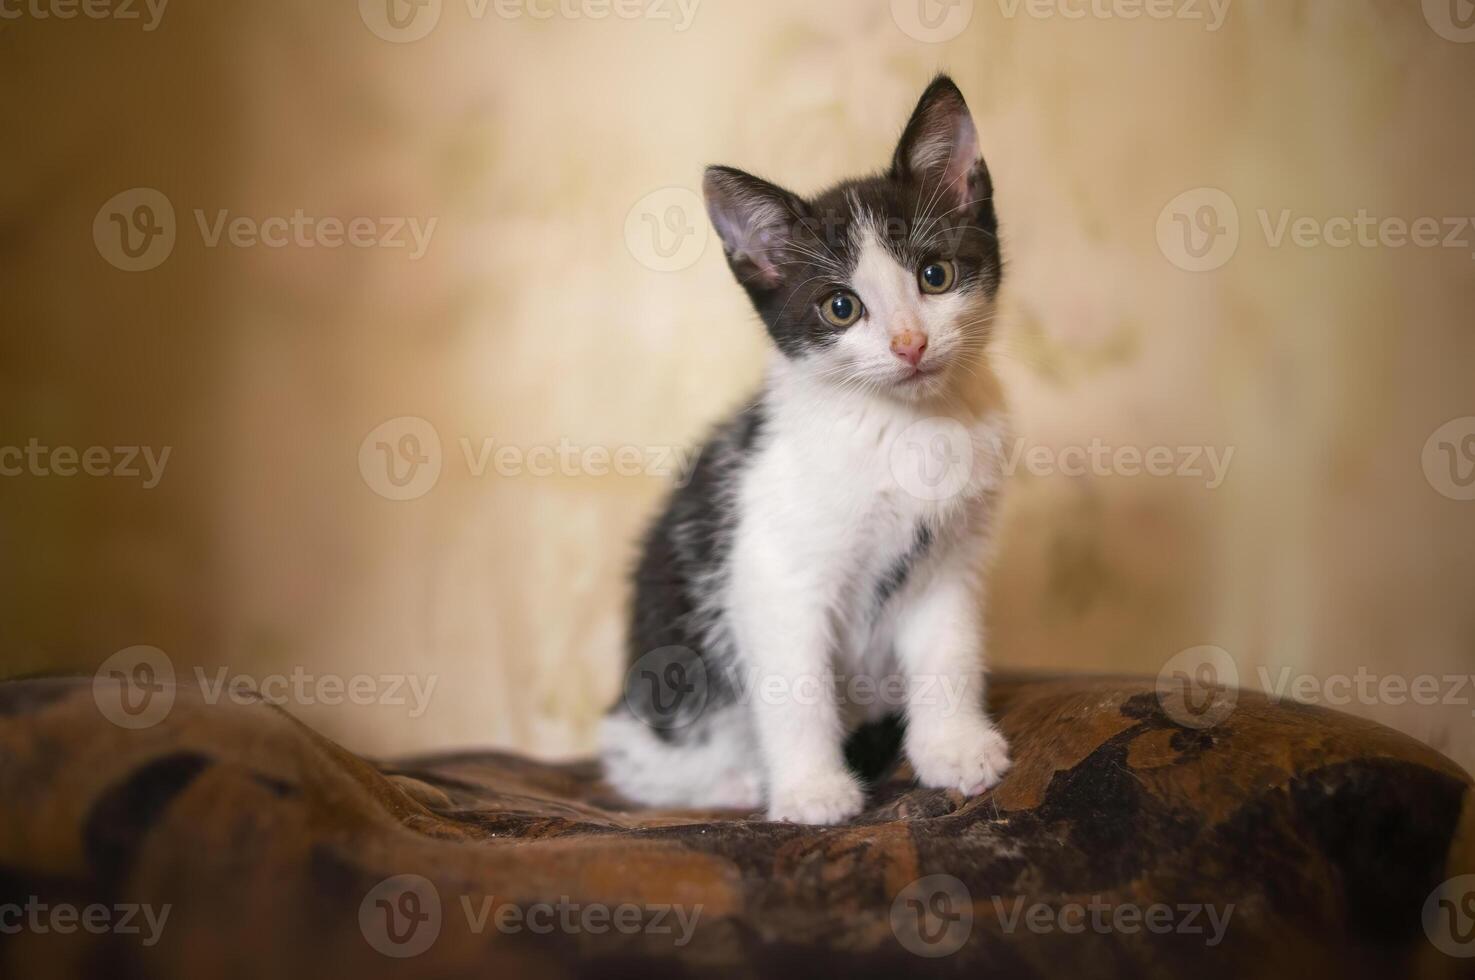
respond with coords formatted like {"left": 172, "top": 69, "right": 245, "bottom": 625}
{"left": 895, "top": 571, "right": 1010, "bottom": 796}
{"left": 732, "top": 550, "right": 864, "bottom": 825}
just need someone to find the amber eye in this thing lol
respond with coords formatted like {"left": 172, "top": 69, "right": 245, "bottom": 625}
{"left": 919, "top": 259, "right": 957, "bottom": 294}
{"left": 821, "top": 290, "right": 864, "bottom": 328}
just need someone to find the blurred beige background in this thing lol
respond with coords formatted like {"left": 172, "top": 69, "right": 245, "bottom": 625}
{"left": 2, "top": 0, "right": 1472, "bottom": 771}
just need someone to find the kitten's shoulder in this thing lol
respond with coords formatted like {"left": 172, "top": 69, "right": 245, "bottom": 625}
{"left": 663, "top": 395, "right": 766, "bottom": 500}
{"left": 650, "top": 393, "right": 767, "bottom": 547}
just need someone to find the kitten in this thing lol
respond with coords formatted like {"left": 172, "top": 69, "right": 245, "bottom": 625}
{"left": 601, "top": 75, "right": 1011, "bottom": 825}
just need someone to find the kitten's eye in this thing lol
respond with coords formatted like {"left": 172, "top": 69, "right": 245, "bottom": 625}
{"left": 919, "top": 260, "right": 957, "bottom": 294}
{"left": 821, "top": 291, "right": 863, "bottom": 328}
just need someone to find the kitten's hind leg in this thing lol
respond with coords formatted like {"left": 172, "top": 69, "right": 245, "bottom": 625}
{"left": 599, "top": 704, "right": 764, "bottom": 811}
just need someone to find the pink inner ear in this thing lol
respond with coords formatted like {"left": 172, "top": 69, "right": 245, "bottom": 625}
{"left": 707, "top": 186, "right": 789, "bottom": 287}
{"left": 941, "top": 114, "right": 980, "bottom": 202}
{"left": 714, "top": 215, "right": 783, "bottom": 287}
{"left": 906, "top": 105, "right": 981, "bottom": 208}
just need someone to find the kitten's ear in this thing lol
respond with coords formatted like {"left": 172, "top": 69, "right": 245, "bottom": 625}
{"left": 703, "top": 166, "right": 806, "bottom": 290}
{"left": 891, "top": 75, "right": 992, "bottom": 213}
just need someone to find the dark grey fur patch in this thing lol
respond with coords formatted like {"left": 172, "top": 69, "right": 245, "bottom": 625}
{"left": 619, "top": 399, "right": 764, "bottom": 743}
{"left": 875, "top": 523, "right": 934, "bottom": 610}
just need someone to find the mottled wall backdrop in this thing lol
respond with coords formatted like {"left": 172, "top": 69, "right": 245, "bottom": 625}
{"left": 2, "top": 0, "right": 1472, "bottom": 772}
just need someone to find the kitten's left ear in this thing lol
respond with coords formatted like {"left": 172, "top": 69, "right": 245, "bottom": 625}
{"left": 891, "top": 75, "right": 992, "bottom": 215}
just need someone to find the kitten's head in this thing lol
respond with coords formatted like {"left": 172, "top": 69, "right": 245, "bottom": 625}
{"left": 704, "top": 75, "right": 1001, "bottom": 403}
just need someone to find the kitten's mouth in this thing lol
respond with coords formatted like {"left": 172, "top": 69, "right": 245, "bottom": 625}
{"left": 897, "top": 364, "right": 943, "bottom": 386}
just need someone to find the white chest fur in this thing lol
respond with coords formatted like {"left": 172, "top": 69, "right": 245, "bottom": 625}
{"left": 729, "top": 360, "right": 1008, "bottom": 678}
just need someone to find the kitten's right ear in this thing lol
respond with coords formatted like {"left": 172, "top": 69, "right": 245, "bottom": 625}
{"left": 703, "top": 166, "right": 805, "bottom": 290}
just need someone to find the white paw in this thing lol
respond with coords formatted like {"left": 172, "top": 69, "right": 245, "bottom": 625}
{"left": 910, "top": 721, "right": 1011, "bottom": 796}
{"left": 766, "top": 770, "right": 865, "bottom": 825}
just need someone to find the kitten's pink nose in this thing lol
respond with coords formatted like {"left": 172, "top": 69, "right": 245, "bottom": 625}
{"left": 891, "top": 330, "right": 928, "bottom": 368}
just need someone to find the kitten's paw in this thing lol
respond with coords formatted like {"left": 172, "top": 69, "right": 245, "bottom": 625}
{"left": 767, "top": 770, "right": 865, "bottom": 825}
{"left": 910, "top": 721, "right": 1011, "bottom": 796}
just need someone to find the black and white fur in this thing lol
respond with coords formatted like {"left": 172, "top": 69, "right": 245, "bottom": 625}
{"left": 602, "top": 76, "right": 1011, "bottom": 824}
